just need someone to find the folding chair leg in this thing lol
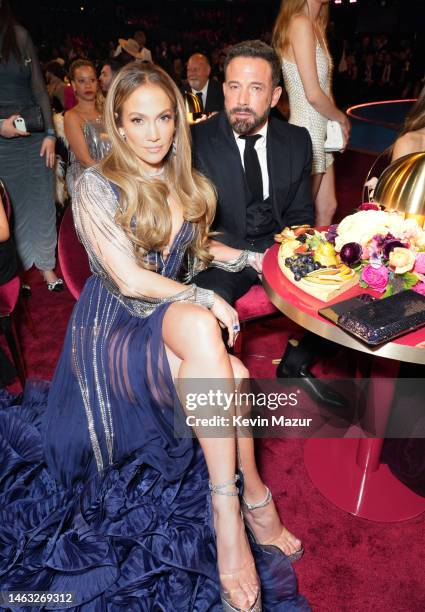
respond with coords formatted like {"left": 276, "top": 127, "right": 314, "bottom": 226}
{"left": 0, "top": 315, "right": 26, "bottom": 387}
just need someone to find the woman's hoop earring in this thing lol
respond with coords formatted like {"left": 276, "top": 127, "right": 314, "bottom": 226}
{"left": 172, "top": 139, "right": 177, "bottom": 156}
{"left": 119, "top": 130, "right": 126, "bottom": 141}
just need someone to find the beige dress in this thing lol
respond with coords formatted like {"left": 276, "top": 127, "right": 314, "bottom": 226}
{"left": 282, "top": 42, "right": 334, "bottom": 174}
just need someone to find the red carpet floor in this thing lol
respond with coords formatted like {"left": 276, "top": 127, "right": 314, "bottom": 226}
{"left": 2, "top": 150, "right": 425, "bottom": 611}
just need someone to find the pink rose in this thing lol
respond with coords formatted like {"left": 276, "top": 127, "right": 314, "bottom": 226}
{"left": 361, "top": 264, "right": 389, "bottom": 293}
{"left": 388, "top": 247, "right": 416, "bottom": 274}
{"left": 412, "top": 282, "right": 425, "bottom": 296}
{"left": 414, "top": 253, "right": 425, "bottom": 274}
{"left": 359, "top": 203, "right": 380, "bottom": 211}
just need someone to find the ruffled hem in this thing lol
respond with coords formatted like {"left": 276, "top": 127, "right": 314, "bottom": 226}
{"left": 0, "top": 382, "right": 310, "bottom": 611}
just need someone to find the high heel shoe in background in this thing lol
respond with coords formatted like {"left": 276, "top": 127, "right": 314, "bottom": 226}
{"left": 209, "top": 475, "right": 262, "bottom": 612}
{"left": 46, "top": 278, "right": 64, "bottom": 292}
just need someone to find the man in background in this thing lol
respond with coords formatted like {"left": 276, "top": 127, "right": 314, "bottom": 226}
{"left": 183, "top": 53, "right": 224, "bottom": 114}
{"left": 99, "top": 59, "right": 122, "bottom": 94}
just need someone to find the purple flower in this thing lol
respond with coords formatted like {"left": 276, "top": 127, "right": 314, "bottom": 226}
{"left": 361, "top": 264, "right": 389, "bottom": 293}
{"left": 382, "top": 239, "right": 405, "bottom": 260}
{"left": 326, "top": 224, "right": 338, "bottom": 245}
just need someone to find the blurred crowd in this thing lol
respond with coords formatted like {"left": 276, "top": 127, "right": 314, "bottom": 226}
{"left": 332, "top": 33, "right": 423, "bottom": 107}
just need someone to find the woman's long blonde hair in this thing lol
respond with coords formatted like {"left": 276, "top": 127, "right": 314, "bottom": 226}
{"left": 100, "top": 62, "right": 216, "bottom": 269}
{"left": 272, "top": 0, "right": 329, "bottom": 57}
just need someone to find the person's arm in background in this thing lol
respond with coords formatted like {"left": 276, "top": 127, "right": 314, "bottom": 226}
{"left": 0, "top": 115, "right": 30, "bottom": 138}
{"left": 24, "top": 30, "right": 56, "bottom": 167}
{"left": 64, "top": 111, "right": 96, "bottom": 168}
{"left": 289, "top": 15, "right": 350, "bottom": 145}
{"left": 391, "top": 133, "right": 416, "bottom": 161}
{"left": 284, "top": 128, "right": 315, "bottom": 228}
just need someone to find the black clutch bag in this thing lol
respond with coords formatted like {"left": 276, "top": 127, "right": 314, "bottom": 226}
{"left": 329, "top": 290, "right": 425, "bottom": 346}
{"left": 0, "top": 103, "right": 44, "bottom": 133}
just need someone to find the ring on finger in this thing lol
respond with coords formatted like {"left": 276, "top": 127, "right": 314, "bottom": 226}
{"left": 232, "top": 322, "right": 240, "bottom": 332}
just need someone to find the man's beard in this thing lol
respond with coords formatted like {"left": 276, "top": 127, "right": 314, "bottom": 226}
{"left": 226, "top": 106, "right": 270, "bottom": 135}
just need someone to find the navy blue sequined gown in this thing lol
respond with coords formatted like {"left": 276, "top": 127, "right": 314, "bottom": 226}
{"left": 0, "top": 169, "right": 310, "bottom": 611}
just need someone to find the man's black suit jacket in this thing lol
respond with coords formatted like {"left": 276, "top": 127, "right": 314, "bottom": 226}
{"left": 191, "top": 112, "right": 314, "bottom": 250}
{"left": 181, "top": 79, "right": 224, "bottom": 114}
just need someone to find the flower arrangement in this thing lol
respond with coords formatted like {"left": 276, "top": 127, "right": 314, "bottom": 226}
{"left": 327, "top": 203, "right": 425, "bottom": 297}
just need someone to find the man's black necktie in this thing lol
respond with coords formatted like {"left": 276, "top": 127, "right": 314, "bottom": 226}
{"left": 195, "top": 91, "right": 204, "bottom": 112}
{"left": 239, "top": 134, "right": 263, "bottom": 201}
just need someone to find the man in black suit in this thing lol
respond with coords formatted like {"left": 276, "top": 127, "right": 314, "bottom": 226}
{"left": 192, "top": 40, "right": 344, "bottom": 409}
{"left": 191, "top": 40, "right": 313, "bottom": 305}
{"left": 183, "top": 53, "right": 224, "bottom": 114}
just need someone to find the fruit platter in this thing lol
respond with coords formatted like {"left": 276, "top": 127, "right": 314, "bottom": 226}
{"left": 274, "top": 225, "right": 358, "bottom": 302}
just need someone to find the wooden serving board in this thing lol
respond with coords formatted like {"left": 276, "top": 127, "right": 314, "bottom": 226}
{"left": 279, "top": 263, "right": 359, "bottom": 302}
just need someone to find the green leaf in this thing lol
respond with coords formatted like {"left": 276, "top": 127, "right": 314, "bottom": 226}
{"left": 382, "top": 284, "right": 393, "bottom": 298}
{"left": 402, "top": 272, "right": 420, "bottom": 290}
{"left": 359, "top": 280, "right": 368, "bottom": 288}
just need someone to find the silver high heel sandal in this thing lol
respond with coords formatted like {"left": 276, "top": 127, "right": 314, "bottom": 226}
{"left": 209, "top": 475, "right": 262, "bottom": 612}
{"left": 241, "top": 485, "right": 304, "bottom": 563}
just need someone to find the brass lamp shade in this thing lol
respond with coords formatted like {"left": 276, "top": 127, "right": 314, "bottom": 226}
{"left": 374, "top": 152, "right": 425, "bottom": 226}
{"left": 183, "top": 92, "right": 202, "bottom": 123}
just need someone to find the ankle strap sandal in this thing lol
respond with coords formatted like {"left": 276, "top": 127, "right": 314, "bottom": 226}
{"left": 209, "top": 474, "right": 240, "bottom": 496}
{"left": 242, "top": 485, "right": 304, "bottom": 563}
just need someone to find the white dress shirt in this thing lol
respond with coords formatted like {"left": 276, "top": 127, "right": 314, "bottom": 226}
{"left": 191, "top": 81, "right": 209, "bottom": 109}
{"left": 234, "top": 122, "right": 269, "bottom": 200}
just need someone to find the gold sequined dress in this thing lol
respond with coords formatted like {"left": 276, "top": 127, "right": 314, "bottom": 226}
{"left": 281, "top": 42, "right": 334, "bottom": 174}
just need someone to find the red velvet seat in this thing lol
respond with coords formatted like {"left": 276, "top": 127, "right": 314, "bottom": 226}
{"left": 235, "top": 284, "right": 277, "bottom": 321}
{"left": 58, "top": 205, "right": 90, "bottom": 300}
{"left": 0, "top": 180, "right": 26, "bottom": 386}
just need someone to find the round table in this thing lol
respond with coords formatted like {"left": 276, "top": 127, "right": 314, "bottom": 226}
{"left": 263, "top": 243, "right": 425, "bottom": 522}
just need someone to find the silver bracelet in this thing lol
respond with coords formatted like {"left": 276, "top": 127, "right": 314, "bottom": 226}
{"left": 210, "top": 250, "right": 250, "bottom": 272}
{"left": 194, "top": 285, "right": 215, "bottom": 309}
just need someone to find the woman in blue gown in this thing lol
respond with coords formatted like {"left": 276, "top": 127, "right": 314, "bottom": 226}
{"left": 0, "top": 62, "right": 309, "bottom": 612}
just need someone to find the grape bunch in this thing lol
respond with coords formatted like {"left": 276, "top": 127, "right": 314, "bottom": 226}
{"left": 284, "top": 253, "right": 321, "bottom": 281}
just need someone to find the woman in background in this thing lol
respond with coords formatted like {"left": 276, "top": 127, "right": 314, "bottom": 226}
{"left": 273, "top": 0, "right": 350, "bottom": 226}
{"left": 64, "top": 59, "right": 110, "bottom": 198}
{"left": 391, "top": 90, "right": 425, "bottom": 161}
{"left": 0, "top": 0, "right": 62, "bottom": 291}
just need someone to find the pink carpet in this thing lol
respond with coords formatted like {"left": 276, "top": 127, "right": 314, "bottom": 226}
{"left": 2, "top": 150, "right": 424, "bottom": 611}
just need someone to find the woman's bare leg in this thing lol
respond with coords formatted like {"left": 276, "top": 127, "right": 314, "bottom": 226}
{"left": 314, "top": 163, "right": 338, "bottom": 226}
{"left": 229, "top": 356, "right": 302, "bottom": 557}
{"left": 162, "top": 302, "right": 258, "bottom": 609}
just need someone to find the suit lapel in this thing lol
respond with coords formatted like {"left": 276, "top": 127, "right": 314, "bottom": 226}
{"left": 267, "top": 119, "right": 291, "bottom": 227}
{"left": 212, "top": 114, "right": 248, "bottom": 231}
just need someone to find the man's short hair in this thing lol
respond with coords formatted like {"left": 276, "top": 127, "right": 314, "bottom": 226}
{"left": 103, "top": 58, "right": 123, "bottom": 75}
{"left": 224, "top": 40, "right": 281, "bottom": 88}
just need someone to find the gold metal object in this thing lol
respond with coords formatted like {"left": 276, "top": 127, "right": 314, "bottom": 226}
{"left": 374, "top": 152, "right": 425, "bottom": 226}
{"left": 183, "top": 91, "right": 202, "bottom": 124}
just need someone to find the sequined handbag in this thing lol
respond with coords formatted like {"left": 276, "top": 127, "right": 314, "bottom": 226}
{"left": 336, "top": 290, "right": 425, "bottom": 345}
